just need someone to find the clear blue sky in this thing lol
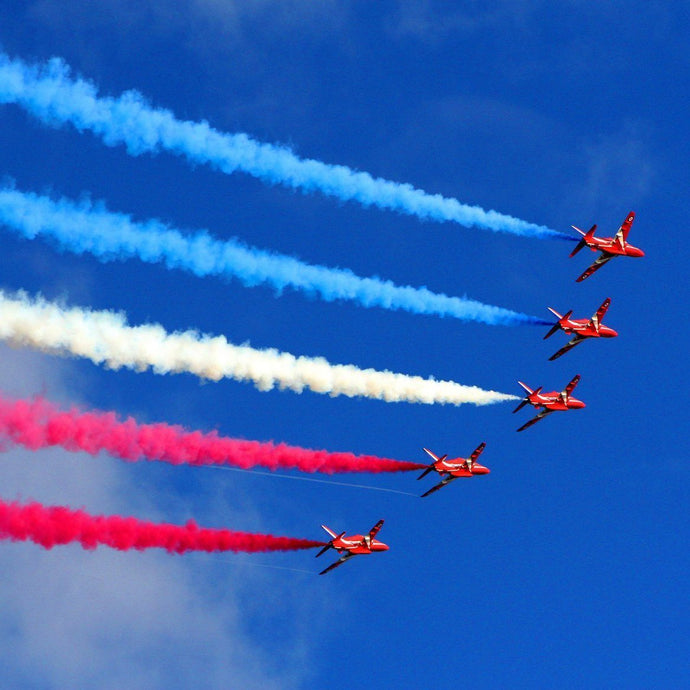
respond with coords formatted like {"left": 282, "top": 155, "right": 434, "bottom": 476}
{"left": 0, "top": 3, "right": 687, "bottom": 688}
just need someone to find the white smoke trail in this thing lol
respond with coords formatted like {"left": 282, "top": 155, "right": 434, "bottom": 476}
{"left": 0, "top": 291, "right": 517, "bottom": 406}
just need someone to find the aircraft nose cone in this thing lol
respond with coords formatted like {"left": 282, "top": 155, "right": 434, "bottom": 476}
{"left": 572, "top": 399, "right": 586, "bottom": 409}
{"left": 475, "top": 465, "right": 490, "bottom": 475}
{"left": 380, "top": 543, "right": 390, "bottom": 551}
{"left": 632, "top": 247, "right": 645, "bottom": 257}
{"left": 602, "top": 326, "right": 618, "bottom": 337}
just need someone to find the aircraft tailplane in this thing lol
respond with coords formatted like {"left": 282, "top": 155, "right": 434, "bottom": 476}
{"left": 513, "top": 398, "right": 529, "bottom": 414}
{"left": 570, "top": 239, "right": 586, "bottom": 257}
{"left": 417, "top": 465, "right": 435, "bottom": 481}
{"left": 570, "top": 224, "right": 596, "bottom": 257}
{"left": 543, "top": 314, "right": 562, "bottom": 340}
{"left": 315, "top": 543, "right": 332, "bottom": 558}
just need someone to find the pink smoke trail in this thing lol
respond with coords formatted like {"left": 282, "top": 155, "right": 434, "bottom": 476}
{"left": 0, "top": 395, "right": 426, "bottom": 473}
{"left": 0, "top": 499, "right": 324, "bottom": 553}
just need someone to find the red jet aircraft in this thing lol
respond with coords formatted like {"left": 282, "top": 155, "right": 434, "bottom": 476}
{"left": 316, "top": 519, "right": 388, "bottom": 574}
{"left": 570, "top": 211, "right": 644, "bottom": 281}
{"left": 417, "top": 443, "right": 489, "bottom": 497}
{"left": 544, "top": 298, "right": 618, "bottom": 360}
{"left": 513, "top": 375, "right": 585, "bottom": 431}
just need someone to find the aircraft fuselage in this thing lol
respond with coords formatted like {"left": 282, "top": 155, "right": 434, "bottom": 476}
{"left": 436, "top": 459, "right": 490, "bottom": 477}
{"left": 560, "top": 318, "right": 618, "bottom": 339}
{"left": 586, "top": 237, "right": 645, "bottom": 258}
{"left": 529, "top": 392, "right": 586, "bottom": 411}
{"left": 331, "top": 536, "right": 389, "bottom": 555}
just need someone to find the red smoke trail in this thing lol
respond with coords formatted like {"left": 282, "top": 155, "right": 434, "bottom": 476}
{"left": 0, "top": 394, "right": 426, "bottom": 473}
{"left": 0, "top": 499, "right": 324, "bottom": 554}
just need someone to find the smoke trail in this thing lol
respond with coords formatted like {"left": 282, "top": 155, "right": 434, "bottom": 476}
{"left": 0, "top": 291, "right": 519, "bottom": 406}
{"left": 0, "top": 498, "right": 324, "bottom": 554}
{"left": 0, "top": 393, "right": 426, "bottom": 473}
{"left": 0, "top": 186, "right": 549, "bottom": 326}
{"left": 0, "top": 52, "right": 569, "bottom": 240}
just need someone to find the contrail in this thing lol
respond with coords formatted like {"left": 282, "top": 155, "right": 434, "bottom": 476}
{"left": 210, "top": 467, "right": 420, "bottom": 497}
{"left": 0, "top": 393, "right": 426, "bottom": 473}
{"left": 0, "top": 52, "right": 569, "bottom": 240}
{"left": 0, "top": 186, "right": 549, "bottom": 326}
{"left": 0, "top": 498, "right": 324, "bottom": 554}
{"left": 0, "top": 291, "right": 519, "bottom": 406}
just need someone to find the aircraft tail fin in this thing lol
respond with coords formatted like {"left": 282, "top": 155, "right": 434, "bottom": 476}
{"left": 317, "top": 525, "right": 343, "bottom": 557}
{"left": 419, "top": 449, "right": 446, "bottom": 479}
{"left": 422, "top": 447, "right": 441, "bottom": 463}
{"left": 514, "top": 382, "right": 540, "bottom": 413}
{"left": 545, "top": 308, "right": 573, "bottom": 339}
{"left": 570, "top": 224, "right": 597, "bottom": 257}
{"left": 321, "top": 525, "right": 338, "bottom": 540}
{"left": 544, "top": 309, "right": 563, "bottom": 339}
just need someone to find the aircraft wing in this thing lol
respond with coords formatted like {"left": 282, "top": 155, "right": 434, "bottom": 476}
{"left": 319, "top": 551, "right": 355, "bottom": 575}
{"left": 562, "top": 374, "right": 581, "bottom": 398}
{"left": 615, "top": 212, "right": 635, "bottom": 244}
{"left": 421, "top": 475, "right": 456, "bottom": 498}
{"left": 368, "top": 519, "right": 384, "bottom": 541}
{"left": 549, "top": 335, "right": 584, "bottom": 361}
{"left": 576, "top": 253, "right": 613, "bottom": 282}
{"left": 517, "top": 408, "right": 554, "bottom": 432}
{"left": 570, "top": 224, "right": 597, "bottom": 257}
{"left": 590, "top": 297, "right": 611, "bottom": 329}
{"left": 469, "top": 442, "right": 486, "bottom": 463}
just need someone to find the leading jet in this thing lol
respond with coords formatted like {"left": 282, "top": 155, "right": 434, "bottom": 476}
{"left": 544, "top": 298, "right": 618, "bottom": 360}
{"left": 513, "top": 375, "right": 585, "bottom": 431}
{"left": 316, "top": 519, "right": 388, "bottom": 574}
{"left": 570, "top": 211, "right": 644, "bottom": 281}
{"left": 417, "top": 443, "right": 489, "bottom": 497}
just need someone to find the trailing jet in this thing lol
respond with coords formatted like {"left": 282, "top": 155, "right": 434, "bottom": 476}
{"left": 544, "top": 298, "right": 617, "bottom": 360}
{"left": 570, "top": 211, "right": 644, "bottom": 281}
{"left": 417, "top": 443, "right": 489, "bottom": 497}
{"left": 316, "top": 519, "right": 388, "bottom": 575}
{"left": 513, "top": 375, "right": 585, "bottom": 431}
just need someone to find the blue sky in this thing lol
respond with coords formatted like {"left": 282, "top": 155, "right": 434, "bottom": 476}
{"left": 0, "top": 2, "right": 687, "bottom": 688}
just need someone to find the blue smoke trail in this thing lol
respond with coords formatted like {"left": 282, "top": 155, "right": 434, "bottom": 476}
{"left": 0, "top": 186, "right": 551, "bottom": 326}
{"left": 0, "top": 52, "right": 570, "bottom": 241}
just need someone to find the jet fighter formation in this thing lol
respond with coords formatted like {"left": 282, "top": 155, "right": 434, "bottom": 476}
{"left": 320, "top": 211, "right": 644, "bottom": 574}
